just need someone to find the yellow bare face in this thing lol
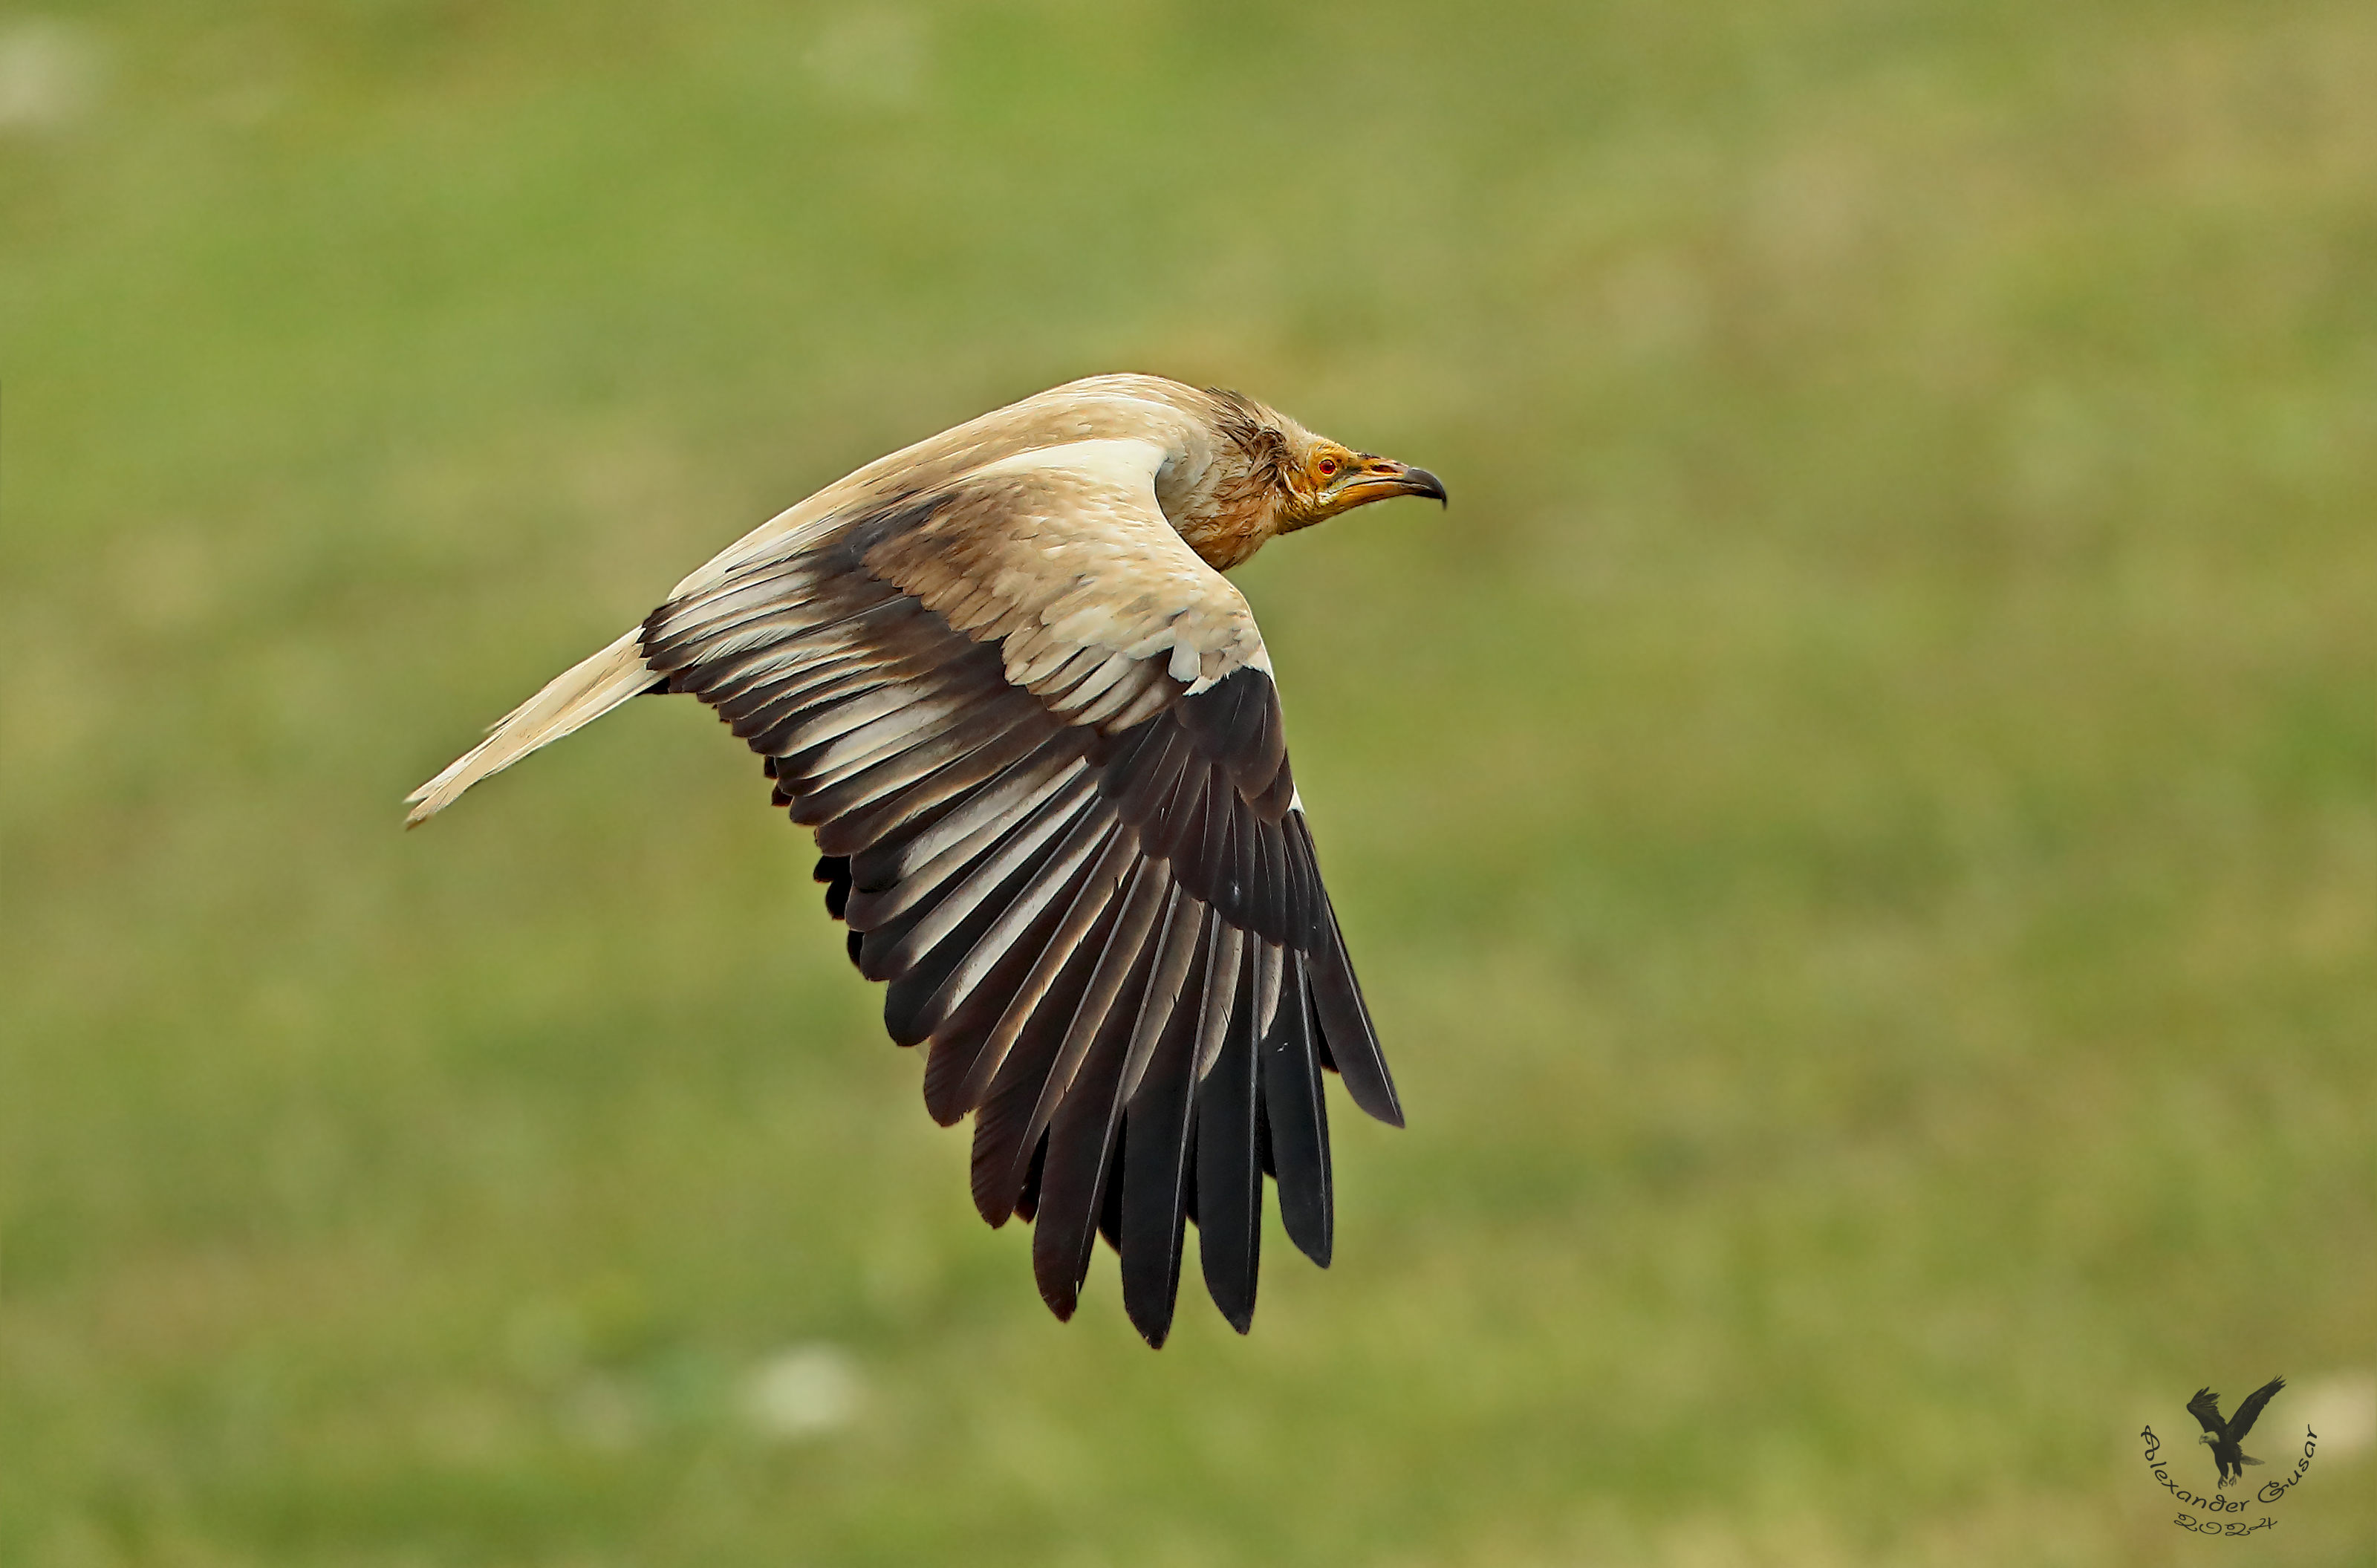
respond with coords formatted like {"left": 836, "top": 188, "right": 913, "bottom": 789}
{"left": 1282, "top": 440, "right": 1448, "bottom": 527}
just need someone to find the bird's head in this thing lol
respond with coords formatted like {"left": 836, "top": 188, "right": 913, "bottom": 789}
{"left": 2198, "top": 1433, "right": 2220, "bottom": 1447}
{"left": 1272, "top": 437, "right": 1448, "bottom": 531}
{"left": 1167, "top": 386, "right": 1446, "bottom": 570}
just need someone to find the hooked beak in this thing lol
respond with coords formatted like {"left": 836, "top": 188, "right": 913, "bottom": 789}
{"left": 1330, "top": 456, "right": 1448, "bottom": 511}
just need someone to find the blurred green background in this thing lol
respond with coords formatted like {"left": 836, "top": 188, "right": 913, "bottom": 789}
{"left": 4, "top": 1, "right": 2373, "bottom": 1563}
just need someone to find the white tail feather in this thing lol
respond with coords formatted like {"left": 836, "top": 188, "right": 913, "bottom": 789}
{"left": 405, "top": 628, "right": 655, "bottom": 824}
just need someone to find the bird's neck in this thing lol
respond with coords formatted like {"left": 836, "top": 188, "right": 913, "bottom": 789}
{"left": 1154, "top": 437, "right": 1285, "bottom": 572}
{"left": 1173, "top": 499, "right": 1280, "bottom": 571}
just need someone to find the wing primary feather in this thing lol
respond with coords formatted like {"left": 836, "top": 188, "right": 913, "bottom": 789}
{"left": 1031, "top": 887, "right": 1171, "bottom": 1320}
{"left": 1280, "top": 809, "right": 1325, "bottom": 950}
{"left": 1194, "top": 937, "right": 1263, "bottom": 1332}
{"left": 1096, "top": 1123, "right": 1128, "bottom": 1256}
{"left": 1119, "top": 905, "right": 1217, "bottom": 1346}
{"left": 1261, "top": 951, "right": 1333, "bottom": 1268}
{"left": 814, "top": 854, "right": 853, "bottom": 922}
{"left": 1303, "top": 876, "right": 1402, "bottom": 1127}
{"left": 1012, "top": 1131, "right": 1048, "bottom": 1224}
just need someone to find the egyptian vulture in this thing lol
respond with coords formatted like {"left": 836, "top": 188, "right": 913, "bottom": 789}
{"left": 407, "top": 374, "right": 1446, "bottom": 1345}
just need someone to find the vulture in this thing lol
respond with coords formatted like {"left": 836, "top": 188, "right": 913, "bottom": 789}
{"left": 2188, "top": 1379, "right": 2286, "bottom": 1487}
{"left": 407, "top": 374, "right": 1446, "bottom": 1345}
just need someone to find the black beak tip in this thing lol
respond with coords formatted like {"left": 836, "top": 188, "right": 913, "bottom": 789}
{"left": 1406, "top": 466, "right": 1448, "bottom": 507}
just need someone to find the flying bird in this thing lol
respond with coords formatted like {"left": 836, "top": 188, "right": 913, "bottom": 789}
{"left": 407, "top": 374, "right": 1446, "bottom": 1346}
{"left": 2188, "top": 1378, "right": 2286, "bottom": 1487}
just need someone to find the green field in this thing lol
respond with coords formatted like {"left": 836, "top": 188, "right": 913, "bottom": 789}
{"left": 5, "top": 3, "right": 2373, "bottom": 1563}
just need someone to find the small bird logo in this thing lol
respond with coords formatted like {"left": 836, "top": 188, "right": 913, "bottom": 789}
{"left": 2188, "top": 1378, "right": 2286, "bottom": 1487}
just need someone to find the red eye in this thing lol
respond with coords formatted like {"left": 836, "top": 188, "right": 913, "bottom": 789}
{"left": 1316, "top": 456, "right": 1339, "bottom": 477}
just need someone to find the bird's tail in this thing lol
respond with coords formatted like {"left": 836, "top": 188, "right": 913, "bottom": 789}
{"left": 404, "top": 628, "right": 654, "bottom": 824}
{"left": 2240, "top": 1454, "right": 2264, "bottom": 1465}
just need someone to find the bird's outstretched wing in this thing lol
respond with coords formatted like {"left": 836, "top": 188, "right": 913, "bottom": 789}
{"left": 637, "top": 437, "right": 1400, "bottom": 1344}
{"left": 2228, "top": 1377, "right": 2286, "bottom": 1441}
{"left": 2187, "top": 1388, "right": 2227, "bottom": 1435}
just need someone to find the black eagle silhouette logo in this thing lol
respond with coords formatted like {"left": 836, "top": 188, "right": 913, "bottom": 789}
{"left": 2187, "top": 1377, "right": 2286, "bottom": 1487}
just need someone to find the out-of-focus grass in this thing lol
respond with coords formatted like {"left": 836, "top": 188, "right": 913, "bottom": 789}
{"left": 4, "top": 2, "right": 2373, "bottom": 1564}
